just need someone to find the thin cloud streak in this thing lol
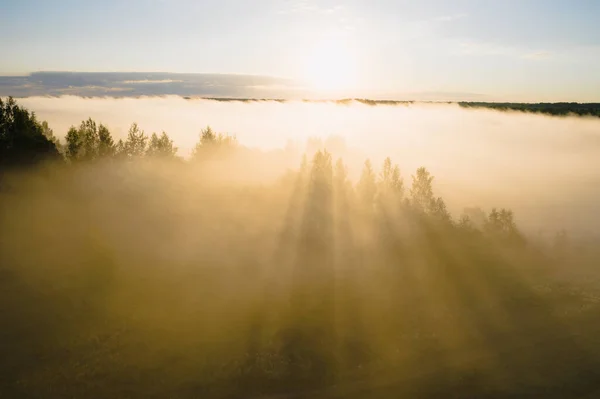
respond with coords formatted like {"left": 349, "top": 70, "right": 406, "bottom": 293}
{"left": 432, "top": 13, "right": 468, "bottom": 22}
{"left": 456, "top": 40, "right": 552, "bottom": 61}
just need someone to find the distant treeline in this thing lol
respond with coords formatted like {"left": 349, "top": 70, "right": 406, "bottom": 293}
{"left": 187, "top": 97, "right": 600, "bottom": 118}
{"left": 345, "top": 100, "right": 600, "bottom": 118}
{"left": 458, "top": 101, "right": 600, "bottom": 117}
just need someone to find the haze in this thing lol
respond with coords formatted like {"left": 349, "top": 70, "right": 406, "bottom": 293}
{"left": 3, "top": 0, "right": 600, "bottom": 397}
{"left": 18, "top": 95, "right": 600, "bottom": 235}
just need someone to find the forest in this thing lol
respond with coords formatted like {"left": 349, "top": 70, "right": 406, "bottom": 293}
{"left": 458, "top": 102, "right": 600, "bottom": 118}
{"left": 189, "top": 98, "right": 600, "bottom": 119}
{"left": 350, "top": 100, "right": 600, "bottom": 118}
{"left": 2, "top": 96, "right": 600, "bottom": 398}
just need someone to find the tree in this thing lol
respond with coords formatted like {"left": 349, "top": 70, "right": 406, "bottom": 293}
{"left": 80, "top": 118, "right": 99, "bottom": 161}
{"left": 333, "top": 158, "right": 351, "bottom": 197}
{"left": 309, "top": 150, "right": 333, "bottom": 202}
{"left": 146, "top": 131, "right": 178, "bottom": 158}
{"left": 303, "top": 150, "right": 334, "bottom": 237}
{"left": 97, "top": 124, "right": 115, "bottom": 158}
{"left": 0, "top": 97, "right": 61, "bottom": 168}
{"left": 114, "top": 139, "right": 126, "bottom": 160}
{"left": 498, "top": 208, "right": 517, "bottom": 234}
{"left": 40, "top": 120, "right": 59, "bottom": 145}
{"left": 294, "top": 149, "right": 335, "bottom": 361}
{"left": 63, "top": 118, "right": 115, "bottom": 162}
{"left": 430, "top": 196, "right": 451, "bottom": 223}
{"left": 486, "top": 208, "right": 501, "bottom": 233}
{"left": 410, "top": 167, "right": 435, "bottom": 213}
{"left": 485, "top": 207, "right": 519, "bottom": 240}
{"left": 123, "top": 123, "right": 148, "bottom": 158}
{"left": 191, "top": 126, "right": 237, "bottom": 161}
{"left": 457, "top": 214, "right": 475, "bottom": 231}
{"left": 356, "top": 159, "right": 377, "bottom": 209}
{"left": 377, "top": 157, "right": 404, "bottom": 212}
{"left": 65, "top": 126, "right": 83, "bottom": 162}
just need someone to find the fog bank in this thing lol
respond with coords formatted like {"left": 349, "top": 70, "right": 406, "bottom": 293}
{"left": 19, "top": 95, "right": 600, "bottom": 235}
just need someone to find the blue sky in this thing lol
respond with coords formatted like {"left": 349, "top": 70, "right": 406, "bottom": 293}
{"left": 1, "top": 0, "right": 599, "bottom": 101}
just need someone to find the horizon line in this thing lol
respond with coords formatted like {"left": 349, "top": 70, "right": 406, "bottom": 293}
{"left": 4, "top": 94, "right": 599, "bottom": 106}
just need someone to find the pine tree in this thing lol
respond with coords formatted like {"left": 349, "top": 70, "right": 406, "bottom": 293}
{"left": 80, "top": 118, "right": 99, "bottom": 161}
{"left": 146, "top": 131, "right": 178, "bottom": 158}
{"left": 357, "top": 159, "right": 377, "bottom": 209}
{"left": 97, "top": 124, "right": 115, "bottom": 158}
{"left": 65, "top": 126, "right": 82, "bottom": 162}
{"left": 410, "top": 167, "right": 434, "bottom": 213}
{"left": 191, "top": 126, "right": 237, "bottom": 161}
{"left": 377, "top": 157, "right": 404, "bottom": 212}
{"left": 0, "top": 97, "right": 60, "bottom": 167}
{"left": 124, "top": 123, "right": 148, "bottom": 158}
{"left": 333, "top": 158, "right": 350, "bottom": 197}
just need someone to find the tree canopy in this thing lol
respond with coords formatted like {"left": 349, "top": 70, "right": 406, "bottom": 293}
{"left": 0, "top": 97, "right": 61, "bottom": 168}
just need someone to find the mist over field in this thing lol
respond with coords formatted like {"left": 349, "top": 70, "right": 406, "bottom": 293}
{"left": 3, "top": 92, "right": 600, "bottom": 398}
{"left": 19, "top": 95, "right": 600, "bottom": 236}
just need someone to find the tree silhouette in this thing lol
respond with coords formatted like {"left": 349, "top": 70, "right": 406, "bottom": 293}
{"left": 484, "top": 207, "right": 522, "bottom": 243}
{"left": 333, "top": 158, "right": 351, "bottom": 199}
{"left": 40, "top": 120, "right": 61, "bottom": 150}
{"left": 191, "top": 126, "right": 237, "bottom": 161}
{"left": 357, "top": 159, "right": 377, "bottom": 209}
{"left": 98, "top": 124, "right": 115, "bottom": 158}
{"left": 65, "top": 126, "right": 82, "bottom": 162}
{"left": 457, "top": 214, "right": 475, "bottom": 231}
{"left": 64, "top": 118, "right": 115, "bottom": 162}
{"left": 0, "top": 97, "right": 61, "bottom": 168}
{"left": 80, "top": 118, "right": 99, "bottom": 161}
{"left": 430, "top": 196, "right": 451, "bottom": 223}
{"left": 410, "top": 166, "right": 435, "bottom": 213}
{"left": 377, "top": 157, "right": 404, "bottom": 214}
{"left": 114, "top": 139, "right": 126, "bottom": 159}
{"left": 289, "top": 149, "right": 336, "bottom": 389}
{"left": 146, "top": 132, "right": 178, "bottom": 158}
{"left": 123, "top": 123, "right": 148, "bottom": 158}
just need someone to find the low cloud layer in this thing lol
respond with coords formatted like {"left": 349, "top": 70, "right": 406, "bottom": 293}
{"left": 18, "top": 95, "right": 600, "bottom": 236}
{"left": 0, "top": 72, "right": 304, "bottom": 99}
{"left": 0, "top": 72, "right": 490, "bottom": 101}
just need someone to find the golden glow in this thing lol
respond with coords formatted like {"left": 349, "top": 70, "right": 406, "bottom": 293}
{"left": 302, "top": 38, "right": 358, "bottom": 92}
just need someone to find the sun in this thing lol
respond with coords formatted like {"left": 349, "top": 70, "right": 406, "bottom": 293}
{"left": 302, "top": 39, "right": 358, "bottom": 93}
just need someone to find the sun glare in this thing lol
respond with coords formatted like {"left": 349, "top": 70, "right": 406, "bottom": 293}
{"left": 302, "top": 39, "right": 358, "bottom": 93}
